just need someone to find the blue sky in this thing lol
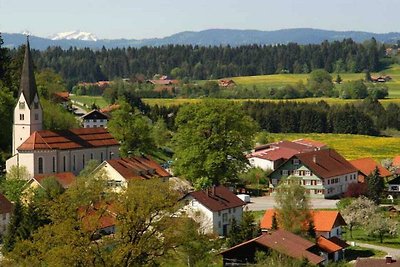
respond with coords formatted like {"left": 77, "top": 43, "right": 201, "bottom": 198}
{"left": 1, "top": 0, "right": 399, "bottom": 39}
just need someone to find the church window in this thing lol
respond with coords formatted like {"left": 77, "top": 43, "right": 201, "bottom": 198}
{"left": 20, "top": 114, "right": 24, "bottom": 121}
{"left": 19, "top": 102, "right": 25, "bottom": 109}
{"left": 35, "top": 113, "right": 39, "bottom": 120}
{"left": 38, "top": 157, "right": 44, "bottom": 174}
{"left": 63, "top": 156, "right": 66, "bottom": 172}
{"left": 52, "top": 157, "right": 56, "bottom": 173}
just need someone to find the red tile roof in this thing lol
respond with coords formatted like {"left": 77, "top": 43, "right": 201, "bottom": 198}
{"left": 80, "top": 202, "right": 116, "bottom": 231}
{"left": 293, "top": 139, "right": 327, "bottom": 149}
{"left": 34, "top": 172, "right": 76, "bottom": 189}
{"left": 261, "top": 209, "right": 346, "bottom": 232}
{"left": 249, "top": 146, "right": 302, "bottom": 161}
{"left": 187, "top": 186, "right": 245, "bottom": 212}
{"left": 53, "top": 91, "right": 70, "bottom": 102}
{"left": 100, "top": 104, "right": 120, "bottom": 114}
{"left": 221, "top": 230, "right": 324, "bottom": 265}
{"left": 81, "top": 109, "right": 110, "bottom": 120}
{"left": 18, "top": 128, "right": 119, "bottom": 151}
{"left": 393, "top": 156, "right": 400, "bottom": 167}
{"left": 106, "top": 156, "right": 170, "bottom": 181}
{"left": 294, "top": 149, "right": 357, "bottom": 179}
{"left": 317, "top": 236, "right": 347, "bottom": 253}
{"left": 0, "top": 193, "right": 13, "bottom": 215}
{"left": 349, "top": 158, "right": 392, "bottom": 178}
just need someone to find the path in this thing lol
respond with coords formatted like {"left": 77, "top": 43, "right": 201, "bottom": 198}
{"left": 246, "top": 196, "right": 339, "bottom": 211}
{"left": 71, "top": 100, "right": 87, "bottom": 116}
{"left": 351, "top": 242, "right": 400, "bottom": 258}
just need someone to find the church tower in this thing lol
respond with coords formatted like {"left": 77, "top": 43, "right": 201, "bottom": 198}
{"left": 12, "top": 37, "right": 43, "bottom": 155}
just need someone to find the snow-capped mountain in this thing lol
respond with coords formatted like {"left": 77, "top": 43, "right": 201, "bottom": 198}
{"left": 50, "top": 30, "right": 98, "bottom": 41}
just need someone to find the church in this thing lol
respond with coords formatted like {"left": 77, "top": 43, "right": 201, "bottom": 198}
{"left": 6, "top": 39, "right": 120, "bottom": 177}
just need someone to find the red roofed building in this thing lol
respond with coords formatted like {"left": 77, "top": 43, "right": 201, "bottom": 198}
{"left": 260, "top": 209, "right": 348, "bottom": 263}
{"left": 355, "top": 256, "right": 400, "bottom": 267}
{"left": 6, "top": 39, "right": 120, "bottom": 179}
{"left": 349, "top": 157, "right": 392, "bottom": 183}
{"left": 0, "top": 193, "right": 13, "bottom": 235}
{"left": 269, "top": 149, "right": 358, "bottom": 198}
{"left": 248, "top": 139, "right": 327, "bottom": 171}
{"left": 95, "top": 156, "right": 171, "bottom": 190}
{"left": 220, "top": 230, "right": 324, "bottom": 266}
{"left": 181, "top": 186, "right": 246, "bottom": 236}
{"left": 32, "top": 172, "right": 76, "bottom": 189}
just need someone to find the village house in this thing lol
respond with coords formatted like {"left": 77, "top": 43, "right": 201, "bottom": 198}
{"left": 388, "top": 177, "right": 400, "bottom": 194}
{"left": 181, "top": 186, "right": 245, "bottom": 236}
{"left": 0, "top": 193, "right": 13, "bottom": 236}
{"left": 349, "top": 157, "right": 392, "bottom": 183}
{"left": 269, "top": 149, "right": 358, "bottom": 198}
{"left": 94, "top": 156, "right": 171, "bottom": 190}
{"left": 260, "top": 209, "right": 348, "bottom": 262}
{"left": 80, "top": 109, "right": 110, "bottom": 128}
{"left": 5, "top": 39, "right": 120, "bottom": 178}
{"left": 247, "top": 139, "right": 327, "bottom": 171}
{"left": 29, "top": 172, "right": 76, "bottom": 190}
{"left": 218, "top": 79, "right": 236, "bottom": 88}
{"left": 220, "top": 230, "right": 324, "bottom": 266}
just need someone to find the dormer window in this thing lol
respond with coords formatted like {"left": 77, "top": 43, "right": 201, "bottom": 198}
{"left": 19, "top": 102, "right": 25, "bottom": 109}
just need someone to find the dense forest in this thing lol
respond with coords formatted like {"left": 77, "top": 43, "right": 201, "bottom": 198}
{"left": 12, "top": 38, "right": 386, "bottom": 89}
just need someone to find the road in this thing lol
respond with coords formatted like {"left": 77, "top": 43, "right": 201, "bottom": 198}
{"left": 350, "top": 242, "right": 400, "bottom": 258}
{"left": 246, "top": 196, "right": 339, "bottom": 211}
{"left": 71, "top": 100, "right": 87, "bottom": 116}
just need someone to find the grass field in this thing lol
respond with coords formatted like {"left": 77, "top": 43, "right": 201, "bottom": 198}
{"left": 268, "top": 133, "right": 400, "bottom": 162}
{"left": 70, "top": 95, "right": 109, "bottom": 109}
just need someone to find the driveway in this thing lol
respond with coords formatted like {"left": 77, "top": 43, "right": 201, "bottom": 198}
{"left": 350, "top": 242, "right": 400, "bottom": 258}
{"left": 246, "top": 196, "right": 339, "bottom": 211}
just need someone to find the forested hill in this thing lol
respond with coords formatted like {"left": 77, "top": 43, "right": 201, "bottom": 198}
{"left": 21, "top": 38, "right": 385, "bottom": 88}
{"left": 3, "top": 28, "right": 400, "bottom": 50}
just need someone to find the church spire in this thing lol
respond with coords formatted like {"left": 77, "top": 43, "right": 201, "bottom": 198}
{"left": 19, "top": 36, "right": 38, "bottom": 108}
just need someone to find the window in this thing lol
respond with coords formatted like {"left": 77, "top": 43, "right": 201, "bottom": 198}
{"left": 218, "top": 211, "right": 221, "bottom": 216}
{"left": 218, "top": 221, "right": 221, "bottom": 228}
{"left": 93, "top": 119, "right": 97, "bottom": 122}
{"left": 83, "top": 154, "right": 85, "bottom": 166}
{"left": 35, "top": 113, "right": 39, "bottom": 120}
{"left": 34, "top": 102, "right": 39, "bottom": 109}
{"left": 52, "top": 157, "right": 56, "bottom": 173}
{"left": 229, "top": 208, "right": 231, "bottom": 214}
{"left": 233, "top": 207, "right": 236, "bottom": 213}
{"left": 109, "top": 152, "right": 113, "bottom": 159}
{"left": 305, "top": 180, "right": 311, "bottom": 186}
{"left": 101, "top": 152, "right": 104, "bottom": 162}
{"left": 222, "top": 213, "right": 228, "bottom": 223}
{"left": 282, "top": 170, "right": 288, "bottom": 176}
{"left": 90, "top": 153, "right": 93, "bottom": 160}
{"left": 19, "top": 102, "right": 25, "bottom": 109}
{"left": 38, "top": 157, "right": 43, "bottom": 174}
{"left": 73, "top": 155, "right": 76, "bottom": 171}
{"left": 20, "top": 114, "right": 24, "bottom": 120}
{"left": 305, "top": 170, "right": 311, "bottom": 176}
{"left": 63, "top": 156, "right": 66, "bottom": 172}
{"left": 293, "top": 159, "right": 300, "bottom": 165}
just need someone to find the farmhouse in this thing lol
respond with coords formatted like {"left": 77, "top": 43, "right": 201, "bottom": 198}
{"left": 80, "top": 109, "right": 110, "bottom": 128}
{"left": 349, "top": 157, "right": 392, "bottom": 183}
{"left": 181, "top": 186, "right": 245, "bottom": 236}
{"left": 260, "top": 209, "right": 349, "bottom": 262}
{"left": 247, "top": 139, "right": 327, "bottom": 171}
{"left": 95, "top": 156, "right": 171, "bottom": 190}
{"left": 6, "top": 39, "right": 120, "bottom": 178}
{"left": 388, "top": 177, "right": 400, "bottom": 194}
{"left": 269, "top": 149, "right": 358, "bottom": 198}
{"left": 220, "top": 230, "right": 324, "bottom": 266}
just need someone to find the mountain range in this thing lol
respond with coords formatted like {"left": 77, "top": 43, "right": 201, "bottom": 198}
{"left": 2, "top": 28, "right": 400, "bottom": 50}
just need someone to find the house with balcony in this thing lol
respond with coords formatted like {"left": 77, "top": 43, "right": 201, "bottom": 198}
{"left": 269, "top": 149, "right": 358, "bottom": 198}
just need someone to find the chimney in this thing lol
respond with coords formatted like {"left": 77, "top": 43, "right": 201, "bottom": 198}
{"left": 386, "top": 255, "right": 393, "bottom": 264}
{"left": 313, "top": 155, "right": 317, "bottom": 164}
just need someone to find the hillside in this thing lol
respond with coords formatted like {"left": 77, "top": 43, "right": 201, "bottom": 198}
{"left": 3, "top": 28, "right": 400, "bottom": 50}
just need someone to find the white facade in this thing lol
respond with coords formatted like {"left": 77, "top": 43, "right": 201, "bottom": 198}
{"left": 82, "top": 118, "right": 108, "bottom": 129}
{"left": 248, "top": 157, "right": 275, "bottom": 171}
{"left": 0, "top": 212, "right": 11, "bottom": 236}
{"left": 182, "top": 195, "right": 243, "bottom": 236}
{"left": 322, "top": 172, "right": 358, "bottom": 198}
{"left": 13, "top": 93, "right": 42, "bottom": 155}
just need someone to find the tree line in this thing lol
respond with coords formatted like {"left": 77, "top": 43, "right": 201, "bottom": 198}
{"left": 8, "top": 38, "right": 387, "bottom": 89}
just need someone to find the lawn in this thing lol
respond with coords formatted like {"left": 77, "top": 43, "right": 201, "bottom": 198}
{"left": 343, "top": 226, "right": 400, "bottom": 249}
{"left": 268, "top": 133, "right": 400, "bottom": 162}
{"left": 70, "top": 95, "right": 109, "bottom": 109}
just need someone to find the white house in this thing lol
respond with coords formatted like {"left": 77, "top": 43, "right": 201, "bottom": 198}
{"left": 80, "top": 109, "right": 109, "bottom": 128}
{"left": 247, "top": 139, "right": 327, "bottom": 171}
{"left": 0, "top": 193, "right": 13, "bottom": 236}
{"left": 181, "top": 186, "right": 245, "bottom": 236}
{"left": 388, "top": 177, "right": 400, "bottom": 193}
{"left": 5, "top": 38, "right": 120, "bottom": 178}
{"left": 95, "top": 156, "right": 171, "bottom": 190}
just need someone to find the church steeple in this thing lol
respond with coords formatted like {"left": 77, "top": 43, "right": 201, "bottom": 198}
{"left": 19, "top": 36, "right": 39, "bottom": 108}
{"left": 12, "top": 36, "right": 43, "bottom": 155}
